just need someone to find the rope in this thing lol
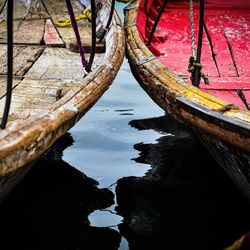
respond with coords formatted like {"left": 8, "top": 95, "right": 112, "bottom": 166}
{"left": 189, "top": 0, "right": 196, "bottom": 58}
{"left": 188, "top": 0, "right": 209, "bottom": 86}
{"left": 1, "top": 0, "right": 13, "bottom": 129}
{"left": 55, "top": 9, "right": 92, "bottom": 27}
{"left": 65, "top": 0, "right": 88, "bottom": 72}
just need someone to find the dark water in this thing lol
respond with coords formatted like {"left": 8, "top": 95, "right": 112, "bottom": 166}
{"left": 0, "top": 2, "right": 249, "bottom": 250}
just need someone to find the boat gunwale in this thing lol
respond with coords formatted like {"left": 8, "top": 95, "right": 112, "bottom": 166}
{"left": 124, "top": 0, "right": 250, "bottom": 152}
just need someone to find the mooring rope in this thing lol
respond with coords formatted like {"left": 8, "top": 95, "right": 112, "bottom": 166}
{"left": 189, "top": 0, "right": 196, "bottom": 58}
{"left": 188, "top": 0, "right": 209, "bottom": 87}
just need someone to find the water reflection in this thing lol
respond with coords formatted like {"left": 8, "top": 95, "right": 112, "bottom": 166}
{"left": 0, "top": 133, "right": 121, "bottom": 250}
{"left": 0, "top": 115, "right": 249, "bottom": 250}
{"left": 116, "top": 115, "right": 250, "bottom": 250}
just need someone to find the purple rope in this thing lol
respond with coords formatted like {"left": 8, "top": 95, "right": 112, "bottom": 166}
{"left": 65, "top": 0, "right": 88, "bottom": 69}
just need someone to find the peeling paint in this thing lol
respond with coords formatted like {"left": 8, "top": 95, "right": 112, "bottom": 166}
{"left": 102, "top": 60, "right": 113, "bottom": 69}
{"left": 61, "top": 104, "right": 79, "bottom": 113}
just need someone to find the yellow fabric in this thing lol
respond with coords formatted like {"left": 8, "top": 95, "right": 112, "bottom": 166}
{"left": 55, "top": 9, "right": 92, "bottom": 27}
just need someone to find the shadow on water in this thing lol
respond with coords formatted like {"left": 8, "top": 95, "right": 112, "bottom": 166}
{"left": 0, "top": 133, "right": 121, "bottom": 250}
{"left": 116, "top": 115, "right": 250, "bottom": 250}
{"left": 0, "top": 115, "right": 249, "bottom": 250}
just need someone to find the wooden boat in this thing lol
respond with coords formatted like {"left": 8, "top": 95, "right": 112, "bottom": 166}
{"left": 124, "top": 0, "right": 250, "bottom": 200}
{"left": 0, "top": 0, "right": 124, "bottom": 201}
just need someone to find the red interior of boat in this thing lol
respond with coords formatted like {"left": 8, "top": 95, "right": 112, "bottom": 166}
{"left": 136, "top": 0, "right": 250, "bottom": 110}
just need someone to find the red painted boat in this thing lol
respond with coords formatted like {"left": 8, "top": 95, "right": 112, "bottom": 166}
{"left": 124, "top": 0, "right": 250, "bottom": 200}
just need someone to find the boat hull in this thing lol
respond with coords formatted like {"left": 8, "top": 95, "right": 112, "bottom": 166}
{"left": 128, "top": 54, "right": 250, "bottom": 201}
{"left": 0, "top": 159, "right": 38, "bottom": 202}
{"left": 194, "top": 127, "right": 250, "bottom": 201}
{"left": 198, "top": 129, "right": 250, "bottom": 201}
{"left": 124, "top": 0, "right": 250, "bottom": 201}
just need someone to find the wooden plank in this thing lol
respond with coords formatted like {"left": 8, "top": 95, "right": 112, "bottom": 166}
{"left": 69, "top": 38, "right": 105, "bottom": 53}
{"left": 56, "top": 21, "right": 93, "bottom": 46}
{"left": 0, "top": 0, "right": 49, "bottom": 20}
{"left": 0, "top": 77, "right": 21, "bottom": 99}
{"left": 42, "top": 0, "right": 83, "bottom": 21}
{"left": 14, "top": 19, "right": 45, "bottom": 44}
{"left": 0, "top": 45, "right": 45, "bottom": 76}
{"left": 26, "top": 47, "right": 104, "bottom": 80}
{"left": 203, "top": 89, "right": 247, "bottom": 110}
{"left": 25, "top": 47, "right": 85, "bottom": 80}
{"left": 0, "top": 19, "right": 45, "bottom": 44}
{"left": 200, "top": 77, "right": 250, "bottom": 90}
{"left": 217, "top": 13, "right": 250, "bottom": 77}
{"left": 44, "top": 19, "right": 64, "bottom": 46}
{"left": 0, "top": 78, "right": 63, "bottom": 120}
{"left": 58, "top": 21, "right": 94, "bottom": 47}
{"left": 0, "top": 0, "right": 29, "bottom": 20}
{"left": 0, "top": 0, "right": 5, "bottom": 12}
{"left": 0, "top": 20, "right": 21, "bottom": 43}
{"left": 202, "top": 14, "right": 237, "bottom": 77}
{"left": 25, "top": 0, "right": 50, "bottom": 19}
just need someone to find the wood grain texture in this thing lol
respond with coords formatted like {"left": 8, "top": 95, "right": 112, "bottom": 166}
{"left": 0, "top": 19, "right": 45, "bottom": 44}
{"left": 0, "top": 45, "right": 45, "bottom": 76}
{"left": 25, "top": 0, "right": 50, "bottom": 19}
{"left": 0, "top": 78, "right": 81, "bottom": 121}
{"left": 14, "top": 19, "right": 45, "bottom": 44}
{"left": 0, "top": 0, "right": 49, "bottom": 20}
{"left": 26, "top": 47, "right": 102, "bottom": 80}
{"left": 0, "top": 77, "right": 21, "bottom": 99}
{"left": 69, "top": 39, "right": 105, "bottom": 53}
{"left": 42, "top": 0, "right": 83, "bottom": 22}
{"left": 56, "top": 22, "right": 93, "bottom": 46}
{"left": 0, "top": 20, "right": 21, "bottom": 43}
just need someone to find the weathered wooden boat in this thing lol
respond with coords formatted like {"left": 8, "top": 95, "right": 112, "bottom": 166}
{"left": 124, "top": 0, "right": 250, "bottom": 200}
{"left": 0, "top": 0, "right": 124, "bottom": 201}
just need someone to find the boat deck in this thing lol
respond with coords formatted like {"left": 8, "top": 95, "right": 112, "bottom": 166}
{"left": 137, "top": 0, "right": 250, "bottom": 110}
{"left": 0, "top": 0, "right": 105, "bottom": 124}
